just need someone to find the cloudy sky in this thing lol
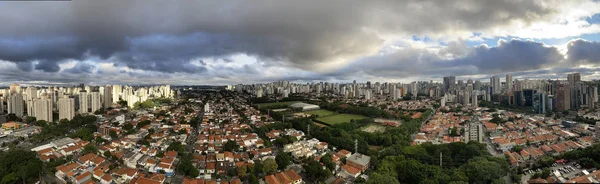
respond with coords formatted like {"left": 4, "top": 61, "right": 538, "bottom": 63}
{"left": 1, "top": 0, "right": 600, "bottom": 85}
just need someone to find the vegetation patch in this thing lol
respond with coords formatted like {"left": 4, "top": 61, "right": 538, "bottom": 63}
{"left": 315, "top": 114, "right": 368, "bottom": 125}
{"left": 304, "top": 109, "right": 336, "bottom": 117}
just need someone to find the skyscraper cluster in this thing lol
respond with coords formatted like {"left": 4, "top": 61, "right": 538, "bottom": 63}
{"left": 0, "top": 84, "right": 174, "bottom": 122}
{"left": 441, "top": 73, "right": 598, "bottom": 113}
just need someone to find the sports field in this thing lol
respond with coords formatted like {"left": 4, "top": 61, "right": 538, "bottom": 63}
{"left": 316, "top": 113, "right": 368, "bottom": 125}
{"left": 256, "top": 101, "right": 299, "bottom": 108}
{"left": 304, "top": 109, "right": 336, "bottom": 117}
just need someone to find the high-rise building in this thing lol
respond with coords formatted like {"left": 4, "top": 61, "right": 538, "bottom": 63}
{"left": 58, "top": 96, "right": 75, "bottom": 121}
{"left": 443, "top": 76, "right": 456, "bottom": 95}
{"left": 112, "top": 84, "right": 122, "bottom": 104}
{"left": 79, "top": 90, "right": 88, "bottom": 114}
{"left": 25, "top": 87, "right": 37, "bottom": 117}
{"left": 90, "top": 90, "right": 101, "bottom": 113}
{"left": 365, "top": 89, "right": 372, "bottom": 100}
{"left": 567, "top": 73, "right": 581, "bottom": 85}
{"left": 204, "top": 103, "right": 210, "bottom": 113}
{"left": 464, "top": 120, "right": 483, "bottom": 143}
{"left": 490, "top": 76, "right": 501, "bottom": 94}
{"left": 34, "top": 96, "right": 53, "bottom": 122}
{"left": 556, "top": 83, "right": 571, "bottom": 112}
{"left": 474, "top": 80, "right": 481, "bottom": 91}
{"left": 471, "top": 91, "right": 478, "bottom": 107}
{"left": 103, "top": 85, "right": 112, "bottom": 109}
{"left": 533, "top": 92, "right": 546, "bottom": 114}
{"left": 9, "top": 84, "right": 21, "bottom": 94}
{"left": 506, "top": 74, "right": 513, "bottom": 93}
{"left": 7, "top": 93, "right": 24, "bottom": 117}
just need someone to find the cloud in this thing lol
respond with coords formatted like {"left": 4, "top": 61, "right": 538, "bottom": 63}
{"left": 0, "top": 0, "right": 597, "bottom": 84}
{"left": 566, "top": 39, "right": 600, "bottom": 63}
{"left": 335, "top": 39, "right": 564, "bottom": 79}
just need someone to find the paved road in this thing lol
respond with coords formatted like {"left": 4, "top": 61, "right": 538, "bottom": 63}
{"left": 410, "top": 108, "right": 435, "bottom": 140}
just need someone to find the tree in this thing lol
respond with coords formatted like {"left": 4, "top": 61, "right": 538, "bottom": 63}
{"left": 303, "top": 160, "right": 331, "bottom": 182}
{"left": 512, "top": 145, "right": 523, "bottom": 153}
{"left": 167, "top": 142, "right": 186, "bottom": 154}
{"left": 263, "top": 158, "right": 278, "bottom": 174}
{"left": 367, "top": 173, "right": 400, "bottom": 184}
{"left": 275, "top": 153, "right": 291, "bottom": 170}
{"left": 178, "top": 129, "right": 187, "bottom": 135}
{"left": 103, "top": 151, "right": 112, "bottom": 158}
{"left": 537, "top": 156, "right": 554, "bottom": 167}
{"left": 0, "top": 149, "right": 43, "bottom": 183}
{"left": 320, "top": 153, "right": 336, "bottom": 171}
{"left": 117, "top": 99, "right": 128, "bottom": 107}
{"left": 460, "top": 157, "right": 507, "bottom": 184}
{"left": 82, "top": 144, "right": 98, "bottom": 154}
{"left": 109, "top": 130, "right": 118, "bottom": 139}
{"left": 223, "top": 141, "right": 239, "bottom": 152}
{"left": 123, "top": 123, "right": 134, "bottom": 131}
{"left": 237, "top": 164, "right": 247, "bottom": 178}
{"left": 178, "top": 154, "right": 199, "bottom": 178}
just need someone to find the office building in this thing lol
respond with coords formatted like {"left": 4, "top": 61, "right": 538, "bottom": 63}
{"left": 34, "top": 96, "right": 53, "bottom": 122}
{"left": 443, "top": 76, "right": 456, "bottom": 95}
{"left": 58, "top": 96, "right": 75, "bottom": 121}
{"left": 533, "top": 92, "right": 546, "bottom": 114}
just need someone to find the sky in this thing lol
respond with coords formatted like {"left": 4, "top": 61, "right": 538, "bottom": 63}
{"left": 2, "top": 0, "right": 600, "bottom": 85}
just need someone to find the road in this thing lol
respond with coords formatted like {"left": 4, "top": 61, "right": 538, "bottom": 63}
{"left": 410, "top": 108, "right": 435, "bottom": 140}
{"left": 172, "top": 111, "right": 202, "bottom": 183}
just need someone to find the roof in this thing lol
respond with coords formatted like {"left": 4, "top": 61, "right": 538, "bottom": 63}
{"left": 74, "top": 172, "right": 91, "bottom": 181}
{"left": 342, "top": 164, "right": 361, "bottom": 175}
{"left": 289, "top": 102, "right": 319, "bottom": 109}
{"left": 346, "top": 153, "right": 370, "bottom": 167}
{"left": 285, "top": 169, "right": 302, "bottom": 181}
{"left": 56, "top": 162, "right": 80, "bottom": 173}
{"left": 79, "top": 153, "right": 97, "bottom": 163}
{"left": 265, "top": 174, "right": 280, "bottom": 184}
{"left": 331, "top": 177, "right": 346, "bottom": 184}
{"left": 275, "top": 172, "right": 292, "bottom": 184}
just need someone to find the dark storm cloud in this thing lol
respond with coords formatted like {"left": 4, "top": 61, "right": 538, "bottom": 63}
{"left": 34, "top": 61, "right": 61, "bottom": 72}
{"left": 0, "top": 0, "right": 560, "bottom": 74}
{"left": 448, "top": 39, "right": 563, "bottom": 73}
{"left": 63, "top": 62, "right": 96, "bottom": 74}
{"left": 337, "top": 39, "right": 563, "bottom": 78}
{"left": 566, "top": 39, "right": 600, "bottom": 63}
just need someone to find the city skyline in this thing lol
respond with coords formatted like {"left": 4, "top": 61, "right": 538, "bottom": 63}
{"left": 1, "top": 1, "right": 600, "bottom": 85}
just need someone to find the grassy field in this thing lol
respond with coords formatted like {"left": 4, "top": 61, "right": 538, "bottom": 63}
{"left": 316, "top": 113, "right": 368, "bottom": 125}
{"left": 304, "top": 109, "right": 336, "bottom": 117}
{"left": 256, "top": 101, "right": 299, "bottom": 109}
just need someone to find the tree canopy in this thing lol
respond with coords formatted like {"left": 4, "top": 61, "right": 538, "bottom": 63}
{"left": 0, "top": 149, "right": 43, "bottom": 183}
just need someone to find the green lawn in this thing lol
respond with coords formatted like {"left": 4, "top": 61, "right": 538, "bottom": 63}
{"left": 316, "top": 114, "right": 368, "bottom": 125}
{"left": 304, "top": 109, "right": 336, "bottom": 117}
{"left": 256, "top": 101, "right": 299, "bottom": 109}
